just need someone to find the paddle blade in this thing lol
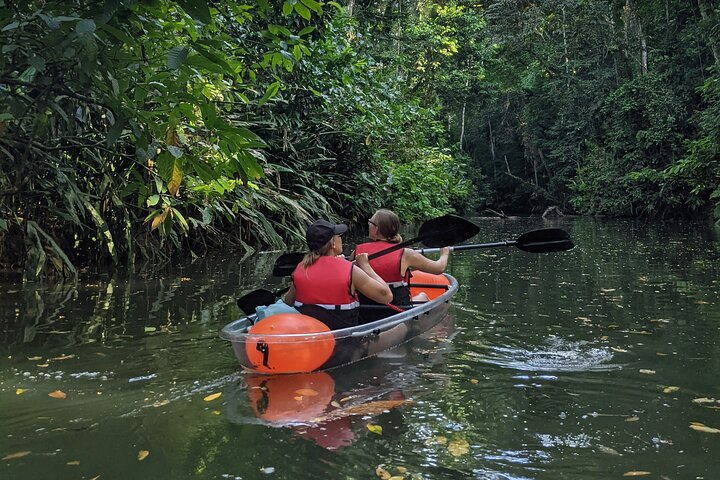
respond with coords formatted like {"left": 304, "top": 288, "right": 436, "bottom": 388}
{"left": 272, "top": 252, "right": 305, "bottom": 277}
{"left": 237, "top": 289, "right": 277, "bottom": 315}
{"left": 418, "top": 215, "right": 480, "bottom": 248}
{"left": 516, "top": 228, "right": 574, "bottom": 253}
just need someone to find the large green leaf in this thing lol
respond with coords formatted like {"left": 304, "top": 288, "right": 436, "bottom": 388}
{"left": 176, "top": 0, "right": 212, "bottom": 24}
{"left": 167, "top": 45, "right": 189, "bottom": 69}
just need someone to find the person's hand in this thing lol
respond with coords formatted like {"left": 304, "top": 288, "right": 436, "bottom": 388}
{"left": 355, "top": 252, "right": 370, "bottom": 268}
{"left": 440, "top": 247, "right": 450, "bottom": 257}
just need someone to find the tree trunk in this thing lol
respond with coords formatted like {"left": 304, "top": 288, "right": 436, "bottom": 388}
{"left": 697, "top": 0, "right": 720, "bottom": 65}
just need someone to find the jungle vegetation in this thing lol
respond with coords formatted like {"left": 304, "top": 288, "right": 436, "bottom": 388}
{"left": 1, "top": 0, "right": 718, "bottom": 279}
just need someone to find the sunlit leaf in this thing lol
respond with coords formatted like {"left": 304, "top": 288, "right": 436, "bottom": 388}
{"left": 295, "top": 388, "right": 318, "bottom": 396}
{"left": 626, "top": 416, "right": 640, "bottom": 422}
{"left": 623, "top": 472, "right": 651, "bottom": 477}
{"left": 689, "top": 422, "right": 720, "bottom": 434}
{"left": 663, "top": 386, "right": 679, "bottom": 394}
{"left": 153, "top": 399, "right": 170, "bottom": 407}
{"left": 27, "top": 356, "right": 42, "bottom": 361}
{"left": 48, "top": 390, "right": 66, "bottom": 399}
{"left": 37, "top": 363, "right": 49, "bottom": 368}
{"left": 144, "top": 326, "right": 157, "bottom": 333}
{"left": 2, "top": 451, "right": 31, "bottom": 460}
{"left": 367, "top": 423, "right": 382, "bottom": 435}
{"left": 16, "top": 388, "right": 27, "bottom": 395}
{"left": 470, "top": 379, "right": 479, "bottom": 384}
{"left": 396, "top": 466, "right": 407, "bottom": 474}
{"left": 203, "top": 392, "right": 222, "bottom": 402}
{"left": 692, "top": 397, "right": 718, "bottom": 404}
{"left": 137, "top": 450, "right": 150, "bottom": 461}
{"left": 448, "top": 438, "right": 470, "bottom": 457}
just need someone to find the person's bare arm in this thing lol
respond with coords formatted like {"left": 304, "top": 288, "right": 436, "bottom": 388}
{"left": 282, "top": 283, "right": 296, "bottom": 306}
{"left": 401, "top": 247, "right": 450, "bottom": 275}
{"left": 352, "top": 254, "right": 392, "bottom": 304}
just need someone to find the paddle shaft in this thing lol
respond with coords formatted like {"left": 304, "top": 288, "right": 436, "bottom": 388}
{"left": 417, "top": 241, "right": 517, "bottom": 254}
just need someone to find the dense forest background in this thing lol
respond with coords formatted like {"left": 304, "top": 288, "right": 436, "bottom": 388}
{"left": 1, "top": 0, "right": 718, "bottom": 279}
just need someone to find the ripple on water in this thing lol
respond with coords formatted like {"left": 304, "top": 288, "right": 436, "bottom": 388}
{"left": 477, "top": 335, "right": 619, "bottom": 372}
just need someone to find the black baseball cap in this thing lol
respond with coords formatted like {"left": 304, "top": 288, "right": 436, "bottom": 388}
{"left": 306, "top": 219, "right": 347, "bottom": 251}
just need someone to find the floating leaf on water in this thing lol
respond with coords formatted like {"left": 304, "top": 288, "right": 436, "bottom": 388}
{"left": 396, "top": 466, "right": 407, "bottom": 474}
{"left": 601, "top": 288, "right": 616, "bottom": 292}
{"left": 639, "top": 369, "right": 656, "bottom": 375}
{"left": 367, "top": 424, "right": 383, "bottom": 435}
{"left": 597, "top": 445, "right": 622, "bottom": 456}
{"left": 15, "top": 388, "right": 27, "bottom": 395}
{"left": 153, "top": 399, "right": 170, "bottom": 407}
{"left": 696, "top": 300, "right": 710, "bottom": 305}
{"left": 203, "top": 392, "right": 222, "bottom": 402}
{"left": 611, "top": 347, "right": 628, "bottom": 353}
{"left": 626, "top": 416, "right": 640, "bottom": 422}
{"left": 36, "top": 363, "right": 49, "bottom": 368}
{"left": 212, "top": 410, "right": 221, "bottom": 415}
{"left": 470, "top": 379, "right": 479, "bottom": 384}
{"left": 2, "top": 451, "right": 31, "bottom": 460}
{"left": 66, "top": 460, "right": 80, "bottom": 465}
{"left": 692, "top": 397, "right": 717, "bottom": 404}
{"left": 295, "top": 388, "right": 318, "bottom": 396}
{"left": 375, "top": 466, "right": 391, "bottom": 479}
{"left": 656, "top": 352, "right": 668, "bottom": 356}
{"left": 144, "top": 327, "right": 157, "bottom": 333}
{"left": 48, "top": 390, "right": 66, "bottom": 399}
{"left": 27, "top": 356, "right": 42, "bottom": 361}
{"left": 689, "top": 422, "right": 720, "bottom": 434}
{"left": 312, "top": 399, "right": 412, "bottom": 423}
{"left": 448, "top": 438, "right": 470, "bottom": 457}
{"left": 623, "top": 471, "right": 651, "bottom": 477}
{"left": 52, "top": 354, "right": 75, "bottom": 361}
{"left": 137, "top": 450, "right": 150, "bottom": 461}
{"left": 663, "top": 386, "right": 680, "bottom": 394}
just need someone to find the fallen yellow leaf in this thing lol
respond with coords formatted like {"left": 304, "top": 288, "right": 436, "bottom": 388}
{"left": 623, "top": 472, "right": 651, "bottom": 477}
{"left": 396, "top": 466, "right": 407, "bottom": 474}
{"left": 15, "top": 388, "right": 27, "bottom": 395}
{"left": 663, "top": 386, "right": 680, "bottom": 394}
{"left": 48, "top": 390, "right": 66, "bottom": 399}
{"left": 367, "top": 424, "right": 383, "bottom": 435}
{"left": 137, "top": 450, "right": 150, "bottom": 461}
{"left": 470, "top": 379, "right": 479, "bottom": 384}
{"left": 295, "top": 388, "right": 318, "bottom": 396}
{"left": 52, "top": 354, "right": 75, "bottom": 361}
{"left": 27, "top": 356, "right": 42, "bottom": 361}
{"left": 66, "top": 460, "right": 80, "bottom": 465}
{"left": 212, "top": 410, "right": 221, "bottom": 415}
{"left": 689, "top": 422, "right": 720, "bottom": 434}
{"left": 36, "top": 363, "right": 49, "bottom": 368}
{"left": 448, "top": 438, "right": 470, "bottom": 457}
{"left": 2, "top": 451, "right": 31, "bottom": 460}
{"left": 375, "top": 466, "right": 391, "bottom": 479}
{"left": 692, "top": 397, "right": 717, "bottom": 404}
{"left": 203, "top": 392, "right": 222, "bottom": 402}
{"left": 152, "top": 399, "right": 170, "bottom": 407}
{"left": 625, "top": 416, "right": 640, "bottom": 422}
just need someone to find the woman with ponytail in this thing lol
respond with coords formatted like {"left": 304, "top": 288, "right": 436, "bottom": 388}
{"left": 353, "top": 209, "right": 450, "bottom": 323}
{"left": 283, "top": 219, "right": 392, "bottom": 330}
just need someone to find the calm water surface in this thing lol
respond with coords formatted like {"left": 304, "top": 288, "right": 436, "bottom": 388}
{"left": 1, "top": 217, "right": 719, "bottom": 479}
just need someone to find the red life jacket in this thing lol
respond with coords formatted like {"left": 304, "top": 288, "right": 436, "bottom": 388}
{"left": 292, "top": 256, "right": 358, "bottom": 309}
{"left": 354, "top": 241, "right": 409, "bottom": 286}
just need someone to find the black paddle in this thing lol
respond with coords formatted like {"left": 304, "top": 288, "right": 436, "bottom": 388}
{"left": 414, "top": 228, "right": 574, "bottom": 255}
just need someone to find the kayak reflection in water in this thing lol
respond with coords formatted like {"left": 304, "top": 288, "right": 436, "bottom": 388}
{"left": 245, "top": 366, "right": 410, "bottom": 451}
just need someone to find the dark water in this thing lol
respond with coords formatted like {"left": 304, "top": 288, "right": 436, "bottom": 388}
{"left": 1, "top": 217, "right": 719, "bottom": 479}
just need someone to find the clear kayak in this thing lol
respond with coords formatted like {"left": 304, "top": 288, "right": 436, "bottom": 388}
{"left": 220, "top": 272, "right": 458, "bottom": 374}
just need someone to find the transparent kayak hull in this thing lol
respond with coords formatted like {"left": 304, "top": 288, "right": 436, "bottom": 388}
{"left": 220, "top": 273, "right": 457, "bottom": 374}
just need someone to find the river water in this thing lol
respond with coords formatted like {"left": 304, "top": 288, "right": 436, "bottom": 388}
{"left": 1, "top": 217, "right": 719, "bottom": 479}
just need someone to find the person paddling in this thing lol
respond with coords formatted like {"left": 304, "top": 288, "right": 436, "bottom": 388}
{"left": 352, "top": 209, "right": 450, "bottom": 323}
{"left": 283, "top": 219, "right": 392, "bottom": 329}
